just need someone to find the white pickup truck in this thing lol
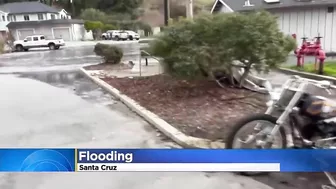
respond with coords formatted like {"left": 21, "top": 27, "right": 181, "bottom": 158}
{"left": 14, "top": 35, "right": 65, "bottom": 51}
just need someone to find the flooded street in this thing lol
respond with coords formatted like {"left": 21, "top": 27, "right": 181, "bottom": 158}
{"left": 0, "top": 42, "right": 272, "bottom": 189}
{"left": 0, "top": 41, "right": 333, "bottom": 189}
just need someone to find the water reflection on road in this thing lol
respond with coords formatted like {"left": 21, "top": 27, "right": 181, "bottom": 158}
{"left": 0, "top": 42, "right": 141, "bottom": 73}
{"left": 18, "top": 71, "right": 117, "bottom": 106}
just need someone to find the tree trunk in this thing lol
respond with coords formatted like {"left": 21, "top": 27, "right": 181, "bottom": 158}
{"left": 92, "top": 30, "right": 97, "bottom": 40}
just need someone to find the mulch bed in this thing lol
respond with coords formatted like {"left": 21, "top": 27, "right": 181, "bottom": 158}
{"left": 84, "top": 63, "right": 132, "bottom": 71}
{"left": 101, "top": 74, "right": 268, "bottom": 141}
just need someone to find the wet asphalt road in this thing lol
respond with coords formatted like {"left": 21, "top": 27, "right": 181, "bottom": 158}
{"left": 0, "top": 42, "right": 274, "bottom": 189}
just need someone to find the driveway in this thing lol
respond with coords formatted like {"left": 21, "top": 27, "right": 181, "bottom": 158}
{"left": 0, "top": 42, "right": 272, "bottom": 189}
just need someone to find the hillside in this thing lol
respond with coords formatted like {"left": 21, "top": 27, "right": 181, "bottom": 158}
{"left": 139, "top": 0, "right": 214, "bottom": 27}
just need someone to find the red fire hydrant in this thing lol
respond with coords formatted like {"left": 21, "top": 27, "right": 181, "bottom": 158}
{"left": 317, "top": 50, "right": 326, "bottom": 75}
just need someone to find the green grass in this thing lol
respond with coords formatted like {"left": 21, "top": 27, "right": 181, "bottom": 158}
{"left": 287, "top": 61, "right": 336, "bottom": 77}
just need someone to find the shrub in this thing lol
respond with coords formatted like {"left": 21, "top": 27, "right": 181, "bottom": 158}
{"left": 80, "top": 8, "right": 108, "bottom": 23}
{"left": 103, "top": 24, "right": 117, "bottom": 32}
{"left": 94, "top": 43, "right": 110, "bottom": 56}
{"left": 94, "top": 43, "right": 123, "bottom": 64}
{"left": 84, "top": 21, "right": 104, "bottom": 40}
{"left": 149, "top": 11, "right": 296, "bottom": 84}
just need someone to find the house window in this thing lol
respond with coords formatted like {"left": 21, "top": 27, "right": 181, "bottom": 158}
{"left": 6, "top": 15, "right": 9, "bottom": 21}
{"left": 13, "top": 15, "right": 16, "bottom": 21}
{"left": 33, "top": 37, "right": 39, "bottom": 41}
{"left": 38, "top": 14, "right": 43, "bottom": 20}
{"left": 2, "top": 15, "right": 5, "bottom": 21}
{"left": 328, "top": 7, "right": 334, "bottom": 13}
{"left": 24, "top": 15, "right": 30, "bottom": 21}
{"left": 51, "top": 14, "right": 55, "bottom": 19}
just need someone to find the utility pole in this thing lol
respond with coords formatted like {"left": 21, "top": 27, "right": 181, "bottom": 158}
{"left": 70, "top": 0, "right": 75, "bottom": 17}
{"left": 186, "top": 0, "right": 193, "bottom": 19}
{"left": 163, "top": 0, "right": 170, "bottom": 26}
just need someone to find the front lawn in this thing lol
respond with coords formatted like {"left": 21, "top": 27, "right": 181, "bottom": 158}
{"left": 287, "top": 61, "right": 336, "bottom": 77}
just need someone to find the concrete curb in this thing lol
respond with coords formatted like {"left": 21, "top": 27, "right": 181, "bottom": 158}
{"left": 278, "top": 68, "right": 336, "bottom": 84}
{"left": 80, "top": 68, "right": 225, "bottom": 149}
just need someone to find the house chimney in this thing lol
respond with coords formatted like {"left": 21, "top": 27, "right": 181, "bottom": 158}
{"left": 244, "top": 0, "right": 254, "bottom": 6}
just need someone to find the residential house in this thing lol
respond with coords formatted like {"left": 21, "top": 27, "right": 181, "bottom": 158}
{"left": 0, "top": 1, "right": 86, "bottom": 41}
{"left": 211, "top": 0, "right": 336, "bottom": 53}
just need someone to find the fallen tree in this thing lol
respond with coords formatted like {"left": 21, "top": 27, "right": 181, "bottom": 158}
{"left": 148, "top": 11, "right": 296, "bottom": 92}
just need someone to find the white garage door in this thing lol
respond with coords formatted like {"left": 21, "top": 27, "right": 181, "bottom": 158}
{"left": 18, "top": 29, "right": 34, "bottom": 40}
{"left": 53, "top": 28, "right": 71, "bottom": 41}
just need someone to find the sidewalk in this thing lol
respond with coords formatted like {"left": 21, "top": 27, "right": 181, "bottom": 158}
{"left": 257, "top": 71, "right": 292, "bottom": 88}
{"left": 85, "top": 58, "right": 163, "bottom": 78}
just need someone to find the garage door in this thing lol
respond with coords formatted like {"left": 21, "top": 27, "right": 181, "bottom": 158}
{"left": 53, "top": 28, "right": 71, "bottom": 41}
{"left": 18, "top": 29, "right": 34, "bottom": 40}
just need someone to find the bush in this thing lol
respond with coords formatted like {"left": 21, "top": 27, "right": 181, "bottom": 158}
{"left": 94, "top": 43, "right": 110, "bottom": 56}
{"left": 94, "top": 43, "right": 123, "bottom": 64}
{"left": 84, "top": 21, "right": 104, "bottom": 40}
{"left": 103, "top": 24, "right": 117, "bottom": 32}
{"left": 80, "top": 8, "right": 108, "bottom": 23}
{"left": 149, "top": 11, "right": 296, "bottom": 83}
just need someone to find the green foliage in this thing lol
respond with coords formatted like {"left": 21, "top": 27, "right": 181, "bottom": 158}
{"left": 149, "top": 11, "right": 296, "bottom": 81}
{"left": 93, "top": 43, "right": 109, "bottom": 56}
{"left": 288, "top": 61, "right": 336, "bottom": 77}
{"left": 84, "top": 20, "right": 104, "bottom": 40}
{"left": 94, "top": 43, "right": 124, "bottom": 64}
{"left": 84, "top": 20, "right": 104, "bottom": 31}
{"left": 80, "top": 8, "right": 107, "bottom": 23}
{"left": 116, "top": 20, "right": 137, "bottom": 30}
{"left": 103, "top": 24, "right": 117, "bottom": 32}
{"left": 97, "top": 0, "right": 143, "bottom": 17}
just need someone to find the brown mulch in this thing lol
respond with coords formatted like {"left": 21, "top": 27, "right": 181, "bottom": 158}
{"left": 102, "top": 75, "right": 268, "bottom": 141}
{"left": 84, "top": 63, "right": 132, "bottom": 71}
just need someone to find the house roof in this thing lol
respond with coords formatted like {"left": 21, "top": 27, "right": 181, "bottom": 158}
{"left": 7, "top": 19, "right": 84, "bottom": 28}
{"left": 0, "top": 1, "right": 59, "bottom": 14}
{"left": 212, "top": 0, "right": 336, "bottom": 12}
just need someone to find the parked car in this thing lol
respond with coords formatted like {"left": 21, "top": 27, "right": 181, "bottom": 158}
{"left": 125, "top": 31, "right": 140, "bottom": 40}
{"left": 101, "top": 30, "right": 134, "bottom": 41}
{"left": 115, "top": 31, "right": 129, "bottom": 41}
{"left": 101, "top": 30, "right": 118, "bottom": 40}
{"left": 13, "top": 35, "right": 65, "bottom": 51}
{"left": 101, "top": 32, "right": 110, "bottom": 40}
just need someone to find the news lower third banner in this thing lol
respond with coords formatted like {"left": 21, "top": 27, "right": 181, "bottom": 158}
{"left": 1, "top": 149, "right": 336, "bottom": 172}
